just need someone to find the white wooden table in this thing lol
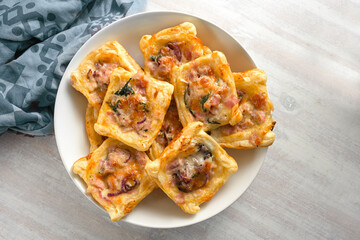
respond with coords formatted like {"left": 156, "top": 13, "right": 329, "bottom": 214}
{"left": 1, "top": 1, "right": 359, "bottom": 239}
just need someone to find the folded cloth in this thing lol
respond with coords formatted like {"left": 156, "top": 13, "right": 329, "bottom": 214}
{"left": 0, "top": 0, "right": 145, "bottom": 135}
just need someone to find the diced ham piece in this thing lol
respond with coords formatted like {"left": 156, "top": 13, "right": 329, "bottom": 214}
{"left": 134, "top": 151, "right": 147, "bottom": 166}
{"left": 147, "top": 61, "right": 158, "bottom": 76}
{"left": 90, "top": 177, "right": 106, "bottom": 190}
{"left": 108, "top": 148, "right": 131, "bottom": 166}
{"left": 99, "top": 158, "right": 115, "bottom": 175}
{"left": 184, "top": 48, "right": 192, "bottom": 61}
{"left": 187, "top": 67, "right": 199, "bottom": 81}
{"left": 224, "top": 94, "right": 238, "bottom": 108}
{"left": 204, "top": 93, "right": 221, "bottom": 110}
{"left": 92, "top": 62, "right": 119, "bottom": 86}
{"left": 220, "top": 124, "right": 237, "bottom": 136}
{"left": 157, "top": 57, "right": 175, "bottom": 77}
{"left": 235, "top": 118, "right": 254, "bottom": 131}
{"left": 252, "top": 92, "right": 267, "bottom": 110}
{"left": 133, "top": 71, "right": 148, "bottom": 95}
{"left": 251, "top": 110, "right": 266, "bottom": 124}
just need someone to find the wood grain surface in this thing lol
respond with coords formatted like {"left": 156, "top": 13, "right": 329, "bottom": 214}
{"left": 1, "top": 0, "right": 359, "bottom": 239}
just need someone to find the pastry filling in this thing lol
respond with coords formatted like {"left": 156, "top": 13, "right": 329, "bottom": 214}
{"left": 155, "top": 100, "right": 183, "bottom": 149}
{"left": 167, "top": 144, "right": 213, "bottom": 193}
{"left": 147, "top": 41, "right": 201, "bottom": 81}
{"left": 219, "top": 91, "right": 269, "bottom": 146}
{"left": 106, "top": 72, "right": 151, "bottom": 135}
{"left": 87, "top": 62, "right": 119, "bottom": 104}
{"left": 184, "top": 63, "right": 237, "bottom": 124}
{"left": 88, "top": 146, "right": 147, "bottom": 199}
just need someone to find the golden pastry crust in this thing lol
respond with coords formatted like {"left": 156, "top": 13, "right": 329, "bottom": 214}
{"left": 72, "top": 138, "right": 157, "bottom": 221}
{"left": 145, "top": 122, "right": 238, "bottom": 214}
{"left": 211, "top": 69, "right": 276, "bottom": 148}
{"left": 85, "top": 104, "right": 106, "bottom": 151}
{"left": 139, "top": 22, "right": 211, "bottom": 82}
{"left": 71, "top": 41, "right": 142, "bottom": 108}
{"left": 94, "top": 68, "right": 174, "bottom": 151}
{"left": 147, "top": 99, "right": 183, "bottom": 161}
{"left": 172, "top": 51, "right": 242, "bottom": 131}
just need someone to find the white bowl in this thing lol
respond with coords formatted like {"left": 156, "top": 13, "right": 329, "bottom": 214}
{"left": 54, "top": 11, "right": 266, "bottom": 228}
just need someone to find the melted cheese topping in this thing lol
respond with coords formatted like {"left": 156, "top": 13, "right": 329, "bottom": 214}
{"left": 218, "top": 91, "right": 269, "bottom": 145}
{"left": 147, "top": 41, "right": 202, "bottom": 81}
{"left": 184, "top": 63, "right": 236, "bottom": 124}
{"left": 87, "top": 146, "right": 147, "bottom": 200}
{"left": 166, "top": 144, "right": 213, "bottom": 193}
{"left": 106, "top": 72, "right": 151, "bottom": 135}
{"left": 87, "top": 62, "right": 119, "bottom": 105}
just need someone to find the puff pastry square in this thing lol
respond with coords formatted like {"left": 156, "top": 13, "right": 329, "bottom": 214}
{"left": 140, "top": 22, "right": 211, "bottom": 82}
{"left": 172, "top": 51, "right": 242, "bottom": 131}
{"left": 147, "top": 99, "right": 183, "bottom": 161}
{"left": 145, "top": 122, "right": 238, "bottom": 214}
{"left": 211, "top": 69, "right": 276, "bottom": 148}
{"left": 71, "top": 41, "right": 142, "bottom": 108}
{"left": 72, "top": 138, "right": 157, "bottom": 221}
{"left": 85, "top": 104, "right": 106, "bottom": 151}
{"left": 94, "top": 68, "right": 174, "bottom": 151}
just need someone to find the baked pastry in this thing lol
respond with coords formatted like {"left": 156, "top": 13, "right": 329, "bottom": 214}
{"left": 72, "top": 138, "right": 157, "bottom": 221}
{"left": 71, "top": 41, "right": 142, "bottom": 108}
{"left": 94, "top": 68, "right": 174, "bottom": 151}
{"left": 211, "top": 69, "right": 276, "bottom": 148}
{"left": 139, "top": 22, "right": 211, "bottom": 82}
{"left": 147, "top": 99, "right": 183, "bottom": 160}
{"left": 172, "top": 51, "right": 242, "bottom": 131}
{"left": 85, "top": 104, "right": 106, "bottom": 151}
{"left": 145, "top": 122, "right": 238, "bottom": 214}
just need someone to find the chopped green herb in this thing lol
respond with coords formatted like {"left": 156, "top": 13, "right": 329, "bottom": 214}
{"left": 139, "top": 102, "right": 149, "bottom": 112}
{"left": 150, "top": 55, "right": 163, "bottom": 65}
{"left": 184, "top": 84, "right": 196, "bottom": 118}
{"left": 207, "top": 119, "right": 220, "bottom": 124}
{"left": 115, "top": 78, "right": 134, "bottom": 97}
{"left": 200, "top": 92, "right": 211, "bottom": 112}
{"left": 150, "top": 55, "right": 157, "bottom": 61}
{"left": 107, "top": 101, "right": 120, "bottom": 112}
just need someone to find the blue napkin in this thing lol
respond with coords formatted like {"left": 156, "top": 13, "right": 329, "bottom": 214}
{"left": 0, "top": 0, "right": 145, "bottom": 135}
